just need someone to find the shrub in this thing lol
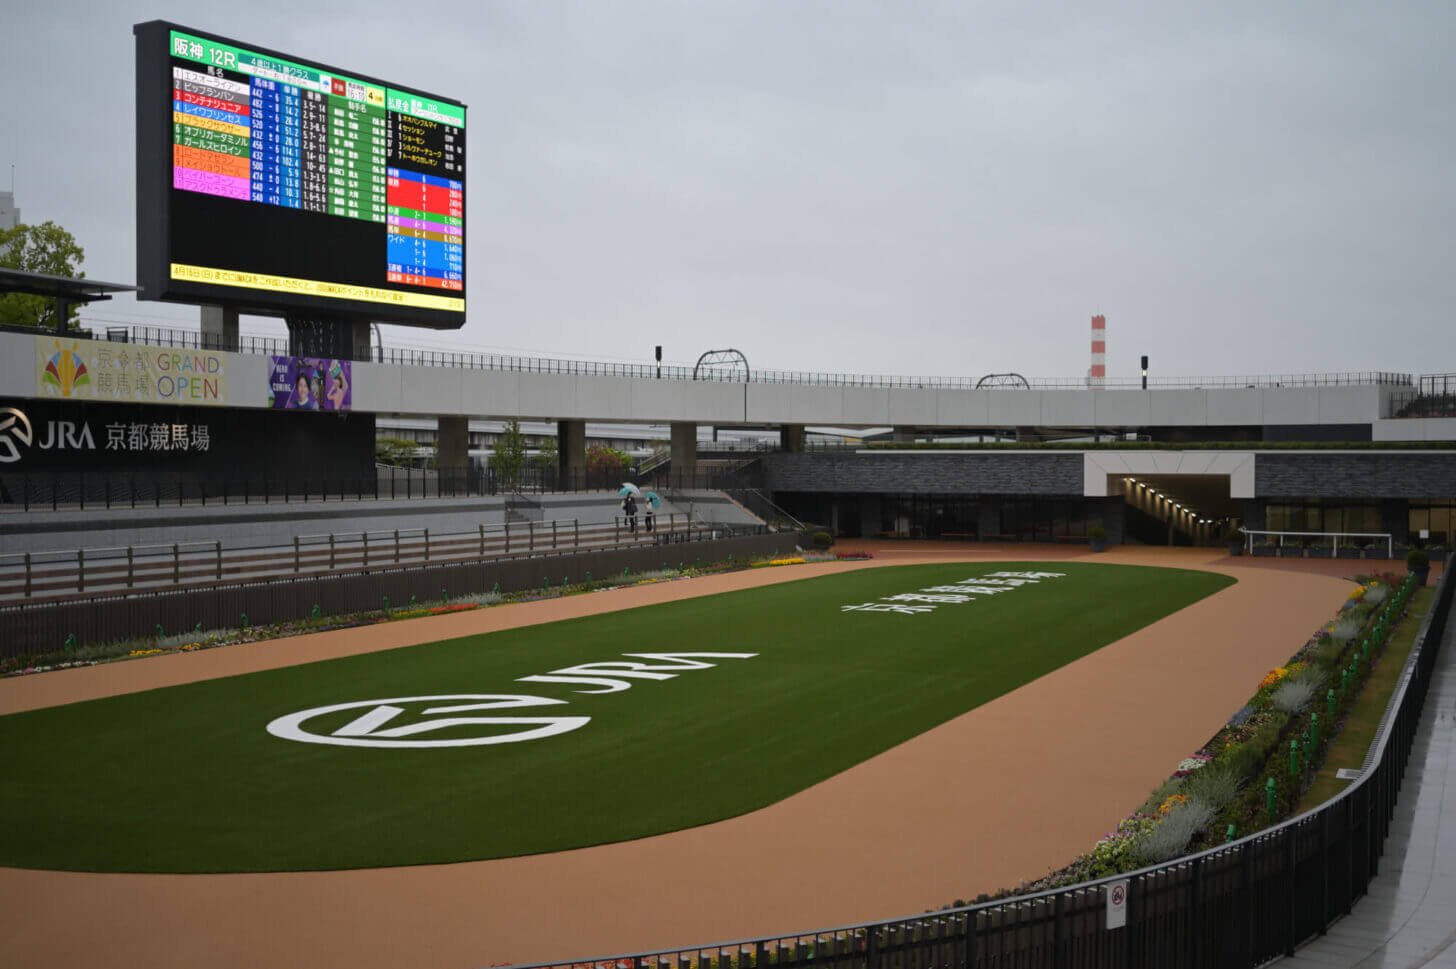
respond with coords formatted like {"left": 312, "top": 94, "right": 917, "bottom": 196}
{"left": 1364, "top": 585, "right": 1389, "bottom": 604}
{"left": 1407, "top": 548, "right": 1430, "bottom": 569}
{"left": 1329, "top": 619, "right": 1360, "bottom": 643}
{"left": 811, "top": 530, "right": 833, "bottom": 549}
{"left": 1185, "top": 765, "right": 1243, "bottom": 811}
{"left": 1088, "top": 526, "right": 1108, "bottom": 541}
{"left": 1134, "top": 801, "right": 1215, "bottom": 863}
{"left": 1273, "top": 677, "right": 1319, "bottom": 713}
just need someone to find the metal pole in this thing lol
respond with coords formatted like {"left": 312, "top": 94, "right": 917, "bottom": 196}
{"left": 424, "top": 528, "right": 430, "bottom": 561}
{"left": 552, "top": 519, "right": 557, "bottom": 548}
{"left": 126, "top": 547, "right": 133, "bottom": 588}
{"left": 394, "top": 529, "right": 400, "bottom": 563}
{"left": 294, "top": 536, "right": 301, "bottom": 573}
{"left": 505, "top": 522, "right": 510, "bottom": 554}
{"left": 363, "top": 532, "right": 369, "bottom": 567}
{"left": 329, "top": 534, "right": 336, "bottom": 569}
{"left": 216, "top": 540, "right": 222, "bottom": 581}
{"left": 24, "top": 551, "right": 32, "bottom": 597}
{"left": 574, "top": 518, "right": 579, "bottom": 547}
{"left": 480, "top": 524, "right": 485, "bottom": 556}
{"left": 173, "top": 543, "right": 180, "bottom": 584}
{"left": 528, "top": 521, "right": 534, "bottom": 551}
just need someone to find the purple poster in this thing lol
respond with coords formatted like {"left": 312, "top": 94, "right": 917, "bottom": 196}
{"left": 268, "top": 357, "right": 351, "bottom": 411}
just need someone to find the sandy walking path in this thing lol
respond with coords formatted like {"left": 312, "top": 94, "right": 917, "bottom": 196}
{"left": 0, "top": 546, "right": 1364, "bottom": 968}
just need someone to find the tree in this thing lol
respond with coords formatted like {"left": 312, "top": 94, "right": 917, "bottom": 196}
{"left": 532, "top": 435, "right": 559, "bottom": 472}
{"left": 491, "top": 419, "right": 528, "bottom": 488}
{"left": 0, "top": 221, "right": 86, "bottom": 329}
{"left": 375, "top": 436, "right": 418, "bottom": 467}
{"left": 586, "top": 443, "right": 632, "bottom": 473}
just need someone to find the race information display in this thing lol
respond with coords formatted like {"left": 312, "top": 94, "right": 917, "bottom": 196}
{"left": 135, "top": 22, "right": 466, "bottom": 327}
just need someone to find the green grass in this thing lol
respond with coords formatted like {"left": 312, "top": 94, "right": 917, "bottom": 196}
{"left": 1297, "top": 586, "right": 1434, "bottom": 811}
{"left": 0, "top": 562, "right": 1232, "bottom": 873}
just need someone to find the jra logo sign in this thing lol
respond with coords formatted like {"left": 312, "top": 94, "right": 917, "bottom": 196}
{"left": 266, "top": 695, "right": 590, "bottom": 749}
{"left": 266, "top": 652, "right": 758, "bottom": 749}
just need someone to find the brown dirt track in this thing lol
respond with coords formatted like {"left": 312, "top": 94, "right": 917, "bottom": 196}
{"left": 0, "top": 544, "right": 1409, "bottom": 968}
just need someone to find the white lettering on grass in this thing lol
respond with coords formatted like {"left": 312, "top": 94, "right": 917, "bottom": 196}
{"left": 517, "top": 652, "right": 758, "bottom": 694}
{"left": 841, "top": 571, "right": 1068, "bottom": 616}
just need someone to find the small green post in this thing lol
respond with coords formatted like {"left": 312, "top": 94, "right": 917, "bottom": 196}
{"left": 155, "top": 623, "right": 164, "bottom": 640}
{"left": 1302, "top": 732, "right": 1311, "bottom": 764}
{"left": 1340, "top": 669, "right": 1348, "bottom": 693}
{"left": 63, "top": 634, "right": 76, "bottom": 653}
{"left": 442, "top": 587, "right": 448, "bottom": 602}
{"left": 1327, "top": 688, "right": 1336, "bottom": 715}
{"left": 410, "top": 595, "right": 416, "bottom": 607}
{"left": 241, "top": 613, "right": 249, "bottom": 629}
{"left": 383, "top": 596, "right": 390, "bottom": 614}
{"left": 1225, "top": 823, "right": 1237, "bottom": 843}
{"left": 1266, "top": 777, "right": 1277, "bottom": 817}
{"left": 1290, "top": 738, "right": 1300, "bottom": 776}
{"left": 311, "top": 604, "right": 321, "bottom": 619}
{"left": 493, "top": 583, "right": 500, "bottom": 595}
{"left": 1311, "top": 712, "right": 1319, "bottom": 748}
{"left": 195, "top": 621, "right": 203, "bottom": 633}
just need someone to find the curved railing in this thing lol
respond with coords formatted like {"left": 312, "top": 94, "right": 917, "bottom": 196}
{"left": 501, "top": 566, "right": 1452, "bottom": 969}
{"left": 98, "top": 323, "right": 1417, "bottom": 392}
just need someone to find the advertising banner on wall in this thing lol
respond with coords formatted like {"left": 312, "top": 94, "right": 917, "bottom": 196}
{"left": 34, "top": 336, "right": 228, "bottom": 406}
{"left": 268, "top": 356, "right": 352, "bottom": 411}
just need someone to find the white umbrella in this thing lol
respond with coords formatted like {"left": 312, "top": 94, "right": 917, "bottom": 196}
{"left": 618, "top": 482, "right": 642, "bottom": 497}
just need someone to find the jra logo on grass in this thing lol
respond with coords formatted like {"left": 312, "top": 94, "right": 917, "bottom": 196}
{"left": 266, "top": 652, "right": 757, "bottom": 748}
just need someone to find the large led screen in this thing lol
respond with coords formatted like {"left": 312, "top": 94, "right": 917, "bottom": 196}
{"left": 135, "top": 22, "right": 466, "bottom": 328}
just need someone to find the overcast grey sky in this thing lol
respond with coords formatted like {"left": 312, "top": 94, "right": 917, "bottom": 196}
{"left": 3, "top": 1, "right": 1453, "bottom": 379}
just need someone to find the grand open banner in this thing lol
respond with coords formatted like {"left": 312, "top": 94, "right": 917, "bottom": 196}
{"left": 34, "top": 336, "right": 229, "bottom": 406}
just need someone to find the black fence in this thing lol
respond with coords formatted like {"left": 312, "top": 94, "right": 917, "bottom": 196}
{"left": 51, "top": 322, "right": 1422, "bottom": 391}
{"left": 0, "top": 467, "right": 761, "bottom": 511}
{"left": 0, "top": 530, "right": 802, "bottom": 657}
{"left": 503, "top": 567, "right": 1453, "bottom": 969}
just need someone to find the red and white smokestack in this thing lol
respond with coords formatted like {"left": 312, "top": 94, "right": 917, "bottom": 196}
{"left": 1089, "top": 314, "right": 1107, "bottom": 388}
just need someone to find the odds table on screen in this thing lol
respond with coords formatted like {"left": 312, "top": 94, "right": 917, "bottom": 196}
{"left": 168, "top": 31, "right": 464, "bottom": 294}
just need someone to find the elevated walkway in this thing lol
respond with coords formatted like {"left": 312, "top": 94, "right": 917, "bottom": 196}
{"left": 1273, "top": 596, "right": 1456, "bottom": 968}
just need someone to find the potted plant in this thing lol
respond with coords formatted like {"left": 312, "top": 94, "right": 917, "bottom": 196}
{"left": 811, "top": 530, "right": 834, "bottom": 550}
{"left": 1407, "top": 548, "right": 1430, "bottom": 587}
{"left": 1278, "top": 543, "right": 1303, "bottom": 558}
{"left": 1336, "top": 541, "right": 1363, "bottom": 560}
{"left": 1306, "top": 542, "right": 1333, "bottom": 559}
{"left": 1253, "top": 541, "right": 1277, "bottom": 558}
{"left": 1226, "top": 528, "right": 1244, "bottom": 556}
{"left": 1088, "top": 525, "right": 1108, "bottom": 553}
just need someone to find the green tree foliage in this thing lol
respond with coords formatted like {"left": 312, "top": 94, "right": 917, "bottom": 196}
{"left": 492, "top": 419, "right": 528, "bottom": 487}
{"left": 0, "top": 221, "right": 86, "bottom": 329}
{"left": 374, "top": 436, "right": 418, "bottom": 467}
{"left": 532, "top": 435, "right": 558, "bottom": 472}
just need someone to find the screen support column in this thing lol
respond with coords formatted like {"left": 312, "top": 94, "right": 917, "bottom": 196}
{"left": 285, "top": 316, "right": 371, "bottom": 361}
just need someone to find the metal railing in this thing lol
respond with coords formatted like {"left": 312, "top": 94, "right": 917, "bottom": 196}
{"left": 87, "top": 322, "right": 1419, "bottom": 392}
{"left": 0, "top": 468, "right": 750, "bottom": 511}
{"left": 1240, "top": 528, "right": 1395, "bottom": 558}
{"left": 0, "top": 515, "right": 707, "bottom": 602}
{"left": 501, "top": 567, "right": 1452, "bottom": 969}
{"left": 1386, "top": 390, "right": 1456, "bottom": 419}
{"left": 0, "top": 528, "right": 795, "bottom": 657}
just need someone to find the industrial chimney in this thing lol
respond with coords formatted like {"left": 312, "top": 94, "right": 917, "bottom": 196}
{"left": 1089, "top": 315, "right": 1106, "bottom": 388}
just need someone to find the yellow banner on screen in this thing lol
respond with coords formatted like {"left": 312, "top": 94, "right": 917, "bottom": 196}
{"left": 170, "top": 264, "right": 465, "bottom": 312}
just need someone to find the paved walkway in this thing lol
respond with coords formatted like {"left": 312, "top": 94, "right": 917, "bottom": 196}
{"left": 1276, "top": 588, "right": 1456, "bottom": 968}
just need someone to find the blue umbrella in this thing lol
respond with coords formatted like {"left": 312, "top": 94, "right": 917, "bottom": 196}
{"left": 643, "top": 490, "right": 662, "bottom": 509}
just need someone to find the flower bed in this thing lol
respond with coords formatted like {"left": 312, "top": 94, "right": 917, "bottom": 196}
{"left": 949, "top": 573, "right": 1420, "bottom": 906}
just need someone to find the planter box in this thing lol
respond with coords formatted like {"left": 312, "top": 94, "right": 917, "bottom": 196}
{"left": 1336, "top": 548, "right": 1364, "bottom": 560}
{"left": 1278, "top": 547, "right": 1304, "bottom": 558}
{"left": 1227, "top": 543, "right": 1244, "bottom": 557}
{"left": 1253, "top": 547, "right": 1277, "bottom": 557}
{"left": 1431, "top": 549, "right": 1449, "bottom": 563}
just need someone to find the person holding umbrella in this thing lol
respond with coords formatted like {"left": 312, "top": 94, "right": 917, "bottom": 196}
{"left": 643, "top": 490, "right": 661, "bottom": 533}
{"left": 619, "top": 483, "right": 641, "bottom": 535}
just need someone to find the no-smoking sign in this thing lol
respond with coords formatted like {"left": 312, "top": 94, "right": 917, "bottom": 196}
{"left": 1106, "top": 879, "right": 1129, "bottom": 929}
